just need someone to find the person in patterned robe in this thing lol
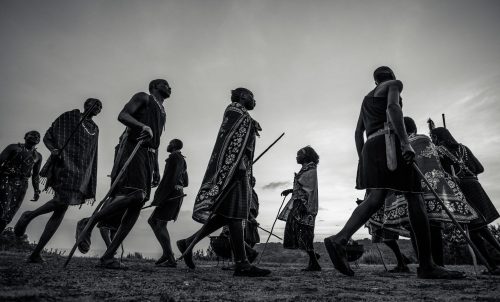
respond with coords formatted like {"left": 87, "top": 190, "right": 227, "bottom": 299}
{"left": 0, "top": 131, "right": 42, "bottom": 233}
{"left": 431, "top": 124, "right": 500, "bottom": 275}
{"left": 14, "top": 99, "right": 101, "bottom": 263}
{"left": 363, "top": 117, "right": 478, "bottom": 271}
{"left": 177, "top": 88, "right": 270, "bottom": 277}
{"left": 278, "top": 146, "right": 321, "bottom": 271}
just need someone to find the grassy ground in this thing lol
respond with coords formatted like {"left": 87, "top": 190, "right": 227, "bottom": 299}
{"left": 1, "top": 251, "right": 499, "bottom": 302}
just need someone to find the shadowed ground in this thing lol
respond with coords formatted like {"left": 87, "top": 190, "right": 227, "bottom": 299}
{"left": 1, "top": 251, "right": 499, "bottom": 301}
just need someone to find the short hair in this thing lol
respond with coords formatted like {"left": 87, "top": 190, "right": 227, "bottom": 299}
{"left": 300, "top": 146, "right": 319, "bottom": 165}
{"left": 231, "top": 87, "right": 253, "bottom": 103}
{"left": 24, "top": 130, "right": 40, "bottom": 138}
{"left": 404, "top": 116, "right": 417, "bottom": 135}
{"left": 149, "top": 79, "right": 169, "bottom": 93}
{"left": 84, "top": 98, "right": 102, "bottom": 108}
{"left": 373, "top": 66, "right": 395, "bottom": 83}
{"left": 170, "top": 138, "right": 183, "bottom": 150}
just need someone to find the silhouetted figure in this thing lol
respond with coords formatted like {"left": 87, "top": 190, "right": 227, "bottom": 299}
{"left": 431, "top": 124, "right": 500, "bottom": 275}
{"left": 0, "top": 131, "right": 42, "bottom": 233}
{"left": 177, "top": 88, "right": 270, "bottom": 277}
{"left": 76, "top": 79, "right": 169, "bottom": 269}
{"left": 15, "top": 99, "right": 101, "bottom": 263}
{"left": 148, "top": 138, "right": 188, "bottom": 267}
{"left": 323, "top": 66, "right": 464, "bottom": 279}
{"left": 278, "top": 146, "right": 321, "bottom": 271}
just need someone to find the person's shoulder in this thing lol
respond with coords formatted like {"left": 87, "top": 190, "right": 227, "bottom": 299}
{"left": 375, "top": 80, "right": 403, "bottom": 95}
{"left": 4, "top": 143, "right": 20, "bottom": 152}
{"left": 131, "top": 92, "right": 151, "bottom": 104}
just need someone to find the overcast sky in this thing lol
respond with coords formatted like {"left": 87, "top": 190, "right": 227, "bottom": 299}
{"left": 1, "top": 0, "right": 500, "bottom": 258}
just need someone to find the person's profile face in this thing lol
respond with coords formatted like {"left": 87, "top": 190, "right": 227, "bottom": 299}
{"left": 157, "top": 82, "right": 172, "bottom": 99}
{"left": 84, "top": 101, "right": 102, "bottom": 117}
{"left": 296, "top": 149, "right": 306, "bottom": 164}
{"left": 241, "top": 92, "right": 255, "bottom": 110}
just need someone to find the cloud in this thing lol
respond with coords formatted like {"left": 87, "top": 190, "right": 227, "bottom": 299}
{"left": 261, "top": 181, "right": 290, "bottom": 190}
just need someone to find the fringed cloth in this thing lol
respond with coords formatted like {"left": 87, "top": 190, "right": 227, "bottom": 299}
{"left": 366, "top": 134, "right": 478, "bottom": 239}
{"left": 192, "top": 102, "right": 256, "bottom": 223}
{"left": 40, "top": 110, "right": 98, "bottom": 205}
{"left": 278, "top": 162, "right": 318, "bottom": 252}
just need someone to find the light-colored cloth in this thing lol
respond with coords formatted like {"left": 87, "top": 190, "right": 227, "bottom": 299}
{"left": 278, "top": 162, "right": 318, "bottom": 227}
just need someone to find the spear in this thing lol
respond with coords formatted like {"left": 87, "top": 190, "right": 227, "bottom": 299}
{"left": 141, "top": 194, "right": 187, "bottom": 210}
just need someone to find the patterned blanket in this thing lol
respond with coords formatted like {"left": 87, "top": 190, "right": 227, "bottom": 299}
{"left": 367, "top": 134, "right": 477, "bottom": 237}
{"left": 40, "top": 110, "right": 99, "bottom": 204}
{"left": 192, "top": 102, "right": 254, "bottom": 223}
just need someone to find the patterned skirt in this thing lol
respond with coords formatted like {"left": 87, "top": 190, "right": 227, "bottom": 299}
{"left": 0, "top": 175, "right": 28, "bottom": 224}
{"left": 283, "top": 201, "right": 315, "bottom": 251}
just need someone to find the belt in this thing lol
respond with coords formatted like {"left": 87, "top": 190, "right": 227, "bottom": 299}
{"left": 367, "top": 129, "right": 393, "bottom": 140}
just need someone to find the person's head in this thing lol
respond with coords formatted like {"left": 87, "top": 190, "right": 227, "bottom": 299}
{"left": 83, "top": 98, "right": 102, "bottom": 117}
{"left": 251, "top": 176, "right": 256, "bottom": 188}
{"left": 296, "top": 146, "right": 319, "bottom": 165}
{"left": 373, "top": 66, "right": 396, "bottom": 85}
{"left": 403, "top": 116, "right": 417, "bottom": 135}
{"left": 430, "top": 127, "right": 459, "bottom": 148}
{"left": 149, "top": 79, "right": 171, "bottom": 99}
{"left": 24, "top": 130, "right": 40, "bottom": 147}
{"left": 231, "top": 87, "right": 255, "bottom": 110}
{"left": 167, "top": 138, "right": 183, "bottom": 153}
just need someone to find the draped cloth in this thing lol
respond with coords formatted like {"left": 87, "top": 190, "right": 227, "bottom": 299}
{"left": 278, "top": 162, "right": 318, "bottom": 251}
{"left": 278, "top": 162, "right": 319, "bottom": 226}
{"left": 40, "top": 110, "right": 99, "bottom": 205}
{"left": 366, "top": 134, "right": 478, "bottom": 238}
{"left": 192, "top": 102, "right": 255, "bottom": 223}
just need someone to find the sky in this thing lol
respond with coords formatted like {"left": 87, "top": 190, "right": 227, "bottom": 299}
{"left": 1, "top": 0, "right": 500, "bottom": 258}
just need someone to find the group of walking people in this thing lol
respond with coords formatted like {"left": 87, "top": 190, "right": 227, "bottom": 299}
{"left": 0, "top": 66, "right": 498, "bottom": 279}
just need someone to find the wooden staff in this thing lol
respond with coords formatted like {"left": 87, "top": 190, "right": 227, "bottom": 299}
{"left": 141, "top": 194, "right": 187, "bottom": 210}
{"left": 64, "top": 138, "right": 146, "bottom": 268}
{"left": 442, "top": 113, "right": 446, "bottom": 129}
{"left": 257, "top": 195, "right": 287, "bottom": 264}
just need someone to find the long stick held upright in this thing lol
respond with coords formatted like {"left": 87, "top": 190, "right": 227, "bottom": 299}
{"left": 176, "top": 132, "right": 285, "bottom": 262}
{"left": 64, "top": 139, "right": 145, "bottom": 268}
{"left": 412, "top": 162, "right": 493, "bottom": 273}
{"left": 257, "top": 195, "right": 287, "bottom": 264}
{"left": 442, "top": 113, "right": 446, "bottom": 129}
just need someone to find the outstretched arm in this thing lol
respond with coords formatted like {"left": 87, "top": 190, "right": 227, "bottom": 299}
{"left": 118, "top": 92, "right": 153, "bottom": 139}
{"left": 355, "top": 110, "right": 365, "bottom": 159}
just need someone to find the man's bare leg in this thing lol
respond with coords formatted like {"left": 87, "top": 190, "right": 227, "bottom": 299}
{"left": 15, "top": 199, "right": 62, "bottom": 237}
{"left": 100, "top": 201, "right": 143, "bottom": 262}
{"left": 148, "top": 218, "right": 175, "bottom": 265}
{"left": 405, "top": 193, "right": 465, "bottom": 278}
{"left": 324, "top": 189, "right": 387, "bottom": 275}
{"left": 384, "top": 240, "right": 410, "bottom": 272}
{"left": 177, "top": 214, "right": 227, "bottom": 269}
{"left": 28, "top": 203, "right": 68, "bottom": 262}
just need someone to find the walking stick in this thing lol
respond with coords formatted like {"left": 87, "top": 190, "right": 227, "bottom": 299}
{"left": 176, "top": 132, "right": 285, "bottom": 262}
{"left": 465, "top": 225, "right": 479, "bottom": 278}
{"left": 257, "top": 225, "right": 282, "bottom": 241}
{"left": 64, "top": 138, "right": 146, "bottom": 268}
{"left": 412, "top": 162, "right": 493, "bottom": 273}
{"left": 375, "top": 243, "right": 388, "bottom": 272}
{"left": 141, "top": 194, "right": 187, "bottom": 210}
{"left": 257, "top": 195, "right": 287, "bottom": 264}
